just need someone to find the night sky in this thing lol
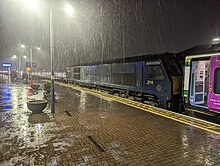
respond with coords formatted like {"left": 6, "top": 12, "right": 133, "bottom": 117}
{"left": 0, "top": 0, "right": 220, "bottom": 70}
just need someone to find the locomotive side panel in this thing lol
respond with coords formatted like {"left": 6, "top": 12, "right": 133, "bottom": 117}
{"left": 112, "top": 63, "right": 137, "bottom": 87}
{"left": 100, "top": 64, "right": 111, "bottom": 84}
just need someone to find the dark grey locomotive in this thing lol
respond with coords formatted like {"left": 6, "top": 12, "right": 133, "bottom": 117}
{"left": 66, "top": 53, "right": 183, "bottom": 111}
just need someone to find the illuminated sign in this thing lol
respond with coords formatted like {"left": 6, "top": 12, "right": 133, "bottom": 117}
{"left": 2, "top": 63, "right": 12, "bottom": 67}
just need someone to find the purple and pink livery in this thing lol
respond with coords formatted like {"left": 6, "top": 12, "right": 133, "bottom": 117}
{"left": 208, "top": 55, "right": 220, "bottom": 113}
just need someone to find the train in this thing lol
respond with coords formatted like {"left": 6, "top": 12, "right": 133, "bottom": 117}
{"left": 66, "top": 53, "right": 183, "bottom": 111}
{"left": 34, "top": 43, "right": 220, "bottom": 121}
{"left": 180, "top": 44, "right": 220, "bottom": 118}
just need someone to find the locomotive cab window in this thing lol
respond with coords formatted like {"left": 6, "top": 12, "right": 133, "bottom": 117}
{"left": 147, "top": 64, "right": 164, "bottom": 80}
{"left": 214, "top": 68, "right": 220, "bottom": 94}
{"left": 163, "top": 58, "right": 182, "bottom": 76}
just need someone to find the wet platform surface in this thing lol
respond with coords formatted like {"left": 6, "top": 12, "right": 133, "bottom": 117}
{"left": 1, "top": 83, "right": 220, "bottom": 166}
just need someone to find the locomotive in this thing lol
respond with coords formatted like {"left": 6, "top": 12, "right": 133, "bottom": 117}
{"left": 65, "top": 43, "right": 220, "bottom": 120}
{"left": 66, "top": 53, "right": 183, "bottom": 111}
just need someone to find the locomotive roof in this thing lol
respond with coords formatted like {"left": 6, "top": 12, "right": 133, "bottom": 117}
{"left": 177, "top": 43, "right": 220, "bottom": 56}
{"left": 68, "top": 44, "right": 220, "bottom": 68}
{"left": 72, "top": 52, "right": 175, "bottom": 67}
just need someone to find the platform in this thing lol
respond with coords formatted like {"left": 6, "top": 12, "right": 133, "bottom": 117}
{"left": 0, "top": 82, "right": 220, "bottom": 165}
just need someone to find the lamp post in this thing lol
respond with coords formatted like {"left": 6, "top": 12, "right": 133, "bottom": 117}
{"left": 50, "top": 5, "right": 74, "bottom": 114}
{"left": 12, "top": 55, "right": 27, "bottom": 68}
{"left": 21, "top": 0, "right": 74, "bottom": 114}
{"left": 20, "top": 45, "right": 40, "bottom": 85}
{"left": 50, "top": 9, "right": 55, "bottom": 113}
{"left": 12, "top": 54, "right": 27, "bottom": 78}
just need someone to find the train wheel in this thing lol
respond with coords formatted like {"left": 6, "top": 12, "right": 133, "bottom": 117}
{"left": 121, "top": 94, "right": 126, "bottom": 98}
{"left": 128, "top": 96, "right": 135, "bottom": 101}
{"left": 147, "top": 101, "right": 155, "bottom": 107}
{"left": 143, "top": 100, "right": 158, "bottom": 107}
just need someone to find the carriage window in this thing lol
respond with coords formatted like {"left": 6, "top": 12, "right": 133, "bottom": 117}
{"left": 189, "top": 60, "right": 210, "bottom": 107}
{"left": 147, "top": 65, "right": 164, "bottom": 80}
{"left": 214, "top": 68, "right": 220, "bottom": 94}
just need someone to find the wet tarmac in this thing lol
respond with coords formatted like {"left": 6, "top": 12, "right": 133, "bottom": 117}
{"left": 0, "top": 83, "right": 220, "bottom": 165}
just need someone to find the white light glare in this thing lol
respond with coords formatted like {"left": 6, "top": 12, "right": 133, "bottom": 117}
{"left": 21, "top": 0, "right": 39, "bottom": 11}
{"left": 213, "top": 37, "right": 220, "bottom": 42}
{"left": 12, "top": 55, "right": 17, "bottom": 59}
{"left": 64, "top": 4, "right": 74, "bottom": 17}
{"left": 20, "top": 44, "right": 26, "bottom": 48}
{"left": 23, "top": 56, "right": 27, "bottom": 59}
{"left": 36, "top": 47, "right": 41, "bottom": 50}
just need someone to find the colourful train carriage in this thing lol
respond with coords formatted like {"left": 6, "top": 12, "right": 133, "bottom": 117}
{"left": 182, "top": 44, "right": 220, "bottom": 117}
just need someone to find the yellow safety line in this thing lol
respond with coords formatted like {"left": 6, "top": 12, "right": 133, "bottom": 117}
{"left": 187, "top": 108, "right": 214, "bottom": 116}
{"left": 48, "top": 81, "right": 220, "bottom": 135}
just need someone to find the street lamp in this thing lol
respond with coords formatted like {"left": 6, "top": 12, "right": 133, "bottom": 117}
{"left": 20, "top": 44, "right": 40, "bottom": 85}
{"left": 12, "top": 54, "right": 27, "bottom": 70}
{"left": 21, "top": 0, "right": 39, "bottom": 12}
{"left": 64, "top": 4, "right": 74, "bottom": 17}
{"left": 20, "top": 44, "right": 26, "bottom": 48}
{"left": 20, "top": 44, "right": 38, "bottom": 69}
{"left": 22, "top": 0, "right": 74, "bottom": 114}
{"left": 12, "top": 54, "right": 27, "bottom": 80}
{"left": 49, "top": 5, "right": 74, "bottom": 114}
{"left": 49, "top": 9, "right": 55, "bottom": 113}
{"left": 12, "top": 55, "right": 17, "bottom": 59}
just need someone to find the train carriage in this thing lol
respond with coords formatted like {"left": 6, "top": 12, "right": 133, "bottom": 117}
{"left": 181, "top": 44, "right": 220, "bottom": 117}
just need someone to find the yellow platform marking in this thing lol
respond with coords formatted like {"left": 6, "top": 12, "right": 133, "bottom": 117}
{"left": 187, "top": 108, "right": 214, "bottom": 117}
{"left": 47, "top": 81, "right": 220, "bottom": 135}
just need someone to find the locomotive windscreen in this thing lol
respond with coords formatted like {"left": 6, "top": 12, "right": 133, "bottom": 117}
{"left": 163, "top": 58, "right": 182, "bottom": 76}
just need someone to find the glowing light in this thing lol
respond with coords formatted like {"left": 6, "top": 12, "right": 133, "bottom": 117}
{"left": 36, "top": 47, "right": 41, "bottom": 50}
{"left": 20, "top": 44, "right": 26, "bottom": 48}
{"left": 21, "top": 0, "right": 39, "bottom": 11}
{"left": 12, "top": 55, "right": 17, "bottom": 59}
{"left": 2, "top": 63, "right": 12, "bottom": 67}
{"left": 64, "top": 4, "right": 74, "bottom": 17}
{"left": 213, "top": 37, "right": 220, "bottom": 42}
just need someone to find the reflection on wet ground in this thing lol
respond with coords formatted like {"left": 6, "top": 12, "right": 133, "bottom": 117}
{"left": 0, "top": 83, "right": 220, "bottom": 165}
{"left": 0, "top": 83, "right": 56, "bottom": 165}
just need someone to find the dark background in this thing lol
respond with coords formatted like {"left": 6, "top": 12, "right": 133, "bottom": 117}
{"left": 0, "top": 0, "right": 220, "bottom": 70}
